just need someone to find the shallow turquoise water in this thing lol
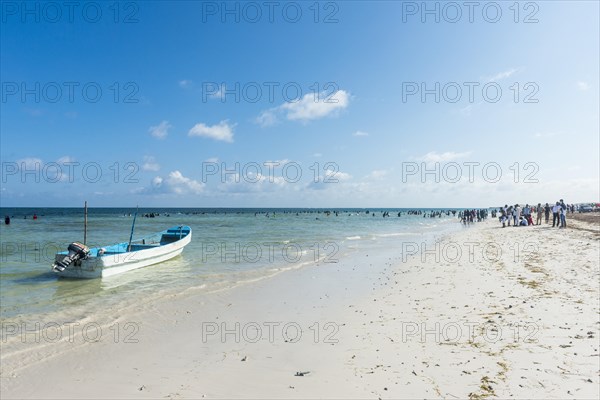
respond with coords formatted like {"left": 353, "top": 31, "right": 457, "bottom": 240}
{"left": 0, "top": 208, "right": 462, "bottom": 323}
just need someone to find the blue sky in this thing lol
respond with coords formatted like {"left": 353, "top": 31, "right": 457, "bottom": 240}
{"left": 1, "top": 1, "right": 598, "bottom": 207}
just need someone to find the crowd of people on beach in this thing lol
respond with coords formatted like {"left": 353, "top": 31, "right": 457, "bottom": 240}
{"left": 458, "top": 209, "right": 489, "bottom": 225}
{"left": 498, "top": 199, "right": 573, "bottom": 228}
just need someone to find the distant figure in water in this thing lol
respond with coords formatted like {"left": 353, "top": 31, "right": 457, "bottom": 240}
{"left": 33, "top": 214, "right": 38, "bottom": 220}
{"left": 4, "top": 215, "right": 10, "bottom": 225}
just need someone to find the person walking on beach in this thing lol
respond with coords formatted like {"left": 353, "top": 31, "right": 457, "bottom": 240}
{"left": 536, "top": 203, "right": 543, "bottom": 225}
{"left": 552, "top": 202, "right": 561, "bottom": 227}
{"left": 544, "top": 203, "right": 550, "bottom": 223}
{"left": 513, "top": 204, "right": 521, "bottom": 227}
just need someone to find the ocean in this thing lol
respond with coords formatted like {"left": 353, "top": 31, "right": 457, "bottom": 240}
{"left": 0, "top": 207, "right": 463, "bottom": 326}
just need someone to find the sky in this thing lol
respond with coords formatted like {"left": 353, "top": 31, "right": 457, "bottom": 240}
{"left": 1, "top": 0, "right": 598, "bottom": 208}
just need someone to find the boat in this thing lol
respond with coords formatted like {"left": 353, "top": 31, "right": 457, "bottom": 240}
{"left": 51, "top": 225, "right": 192, "bottom": 278}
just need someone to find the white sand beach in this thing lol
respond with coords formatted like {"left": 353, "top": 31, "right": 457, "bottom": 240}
{"left": 2, "top": 216, "right": 599, "bottom": 399}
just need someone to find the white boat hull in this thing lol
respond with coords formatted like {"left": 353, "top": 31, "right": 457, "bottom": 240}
{"left": 53, "top": 228, "right": 192, "bottom": 279}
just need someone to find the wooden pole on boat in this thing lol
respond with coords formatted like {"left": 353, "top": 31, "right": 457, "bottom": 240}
{"left": 127, "top": 205, "right": 139, "bottom": 252}
{"left": 84, "top": 201, "right": 88, "bottom": 245}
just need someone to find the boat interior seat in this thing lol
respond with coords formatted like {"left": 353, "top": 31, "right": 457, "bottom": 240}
{"left": 160, "top": 234, "right": 183, "bottom": 244}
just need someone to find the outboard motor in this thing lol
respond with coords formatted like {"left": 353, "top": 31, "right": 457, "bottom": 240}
{"left": 52, "top": 242, "right": 90, "bottom": 272}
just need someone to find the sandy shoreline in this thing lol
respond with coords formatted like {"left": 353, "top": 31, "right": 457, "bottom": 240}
{"left": 1, "top": 216, "right": 598, "bottom": 399}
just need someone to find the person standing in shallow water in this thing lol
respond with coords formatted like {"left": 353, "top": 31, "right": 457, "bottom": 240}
{"left": 4, "top": 215, "right": 9, "bottom": 225}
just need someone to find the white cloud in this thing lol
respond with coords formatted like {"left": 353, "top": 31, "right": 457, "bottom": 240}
{"left": 353, "top": 130, "right": 369, "bottom": 137}
{"left": 312, "top": 153, "right": 323, "bottom": 158}
{"left": 211, "top": 84, "right": 226, "bottom": 99}
{"left": 255, "top": 109, "right": 278, "bottom": 127}
{"left": 576, "top": 81, "right": 590, "bottom": 91}
{"left": 54, "top": 156, "right": 76, "bottom": 181}
{"left": 14, "top": 157, "right": 71, "bottom": 182}
{"left": 57, "top": 156, "right": 75, "bottom": 164}
{"left": 188, "top": 120, "right": 235, "bottom": 143}
{"left": 152, "top": 176, "right": 163, "bottom": 187}
{"left": 282, "top": 90, "right": 350, "bottom": 121}
{"left": 218, "top": 172, "right": 288, "bottom": 193}
{"left": 326, "top": 169, "right": 352, "bottom": 181}
{"left": 166, "top": 171, "right": 204, "bottom": 194}
{"left": 256, "top": 89, "right": 350, "bottom": 126}
{"left": 149, "top": 120, "right": 172, "bottom": 139}
{"left": 205, "top": 157, "right": 219, "bottom": 163}
{"left": 17, "top": 157, "right": 43, "bottom": 170}
{"left": 306, "top": 168, "right": 352, "bottom": 191}
{"left": 142, "top": 156, "right": 160, "bottom": 172}
{"left": 150, "top": 171, "right": 205, "bottom": 195}
{"left": 366, "top": 170, "right": 388, "bottom": 180}
{"left": 418, "top": 151, "right": 472, "bottom": 163}
{"left": 178, "top": 80, "right": 193, "bottom": 88}
{"left": 486, "top": 68, "right": 518, "bottom": 82}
